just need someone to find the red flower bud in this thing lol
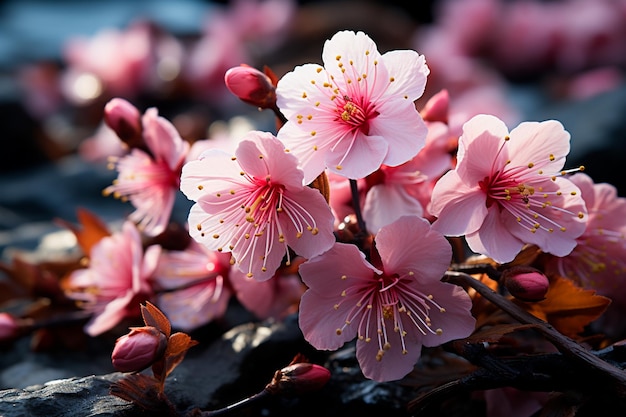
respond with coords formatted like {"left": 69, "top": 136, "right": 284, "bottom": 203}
{"left": 267, "top": 363, "right": 331, "bottom": 395}
{"left": 502, "top": 266, "right": 550, "bottom": 302}
{"left": 111, "top": 326, "right": 167, "bottom": 372}
{"left": 0, "top": 313, "right": 19, "bottom": 341}
{"left": 224, "top": 65, "right": 276, "bottom": 109}
{"left": 104, "top": 98, "right": 143, "bottom": 148}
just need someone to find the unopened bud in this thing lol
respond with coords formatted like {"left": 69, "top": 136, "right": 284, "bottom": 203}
{"left": 0, "top": 313, "right": 19, "bottom": 341}
{"left": 420, "top": 89, "right": 449, "bottom": 124}
{"left": 502, "top": 266, "right": 549, "bottom": 302}
{"left": 267, "top": 363, "right": 331, "bottom": 395}
{"left": 104, "top": 98, "right": 143, "bottom": 148}
{"left": 224, "top": 65, "right": 276, "bottom": 109}
{"left": 111, "top": 326, "right": 167, "bottom": 372}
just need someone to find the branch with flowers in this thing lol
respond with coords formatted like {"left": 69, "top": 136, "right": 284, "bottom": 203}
{"left": 3, "top": 24, "right": 626, "bottom": 417}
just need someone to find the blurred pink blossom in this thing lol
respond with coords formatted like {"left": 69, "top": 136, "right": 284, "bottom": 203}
{"left": 276, "top": 30, "right": 429, "bottom": 183}
{"left": 0, "top": 313, "right": 19, "bottom": 342}
{"left": 430, "top": 114, "right": 587, "bottom": 263}
{"left": 78, "top": 122, "right": 127, "bottom": 163}
{"left": 180, "top": 131, "right": 335, "bottom": 281}
{"left": 298, "top": 216, "right": 475, "bottom": 382}
{"left": 545, "top": 173, "right": 626, "bottom": 305}
{"left": 62, "top": 21, "right": 154, "bottom": 102}
{"left": 67, "top": 221, "right": 161, "bottom": 336}
{"left": 184, "top": 0, "right": 294, "bottom": 101}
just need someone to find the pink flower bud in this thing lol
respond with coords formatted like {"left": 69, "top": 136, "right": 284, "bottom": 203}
{"left": 420, "top": 89, "right": 449, "bottom": 124}
{"left": 502, "top": 266, "right": 550, "bottom": 302}
{"left": 111, "top": 326, "right": 167, "bottom": 372}
{"left": 0, "top": 313, "right": 19, "bottom": 341}
{"left": 104, "top": 98, "right": 143, "bottom": 147}
{"left": 224, "top": 65, "right": 276, "bottom": 109}
{"left": 267, "top": 363, "right": 331, "bottom": 395}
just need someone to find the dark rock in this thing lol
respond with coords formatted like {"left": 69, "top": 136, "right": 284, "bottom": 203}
{"left": 0, "top": 374, "right": 132, "bottom": 417}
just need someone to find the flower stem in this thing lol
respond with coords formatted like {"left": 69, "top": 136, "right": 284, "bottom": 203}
{"left": 186, "top": 389, "right": 270, "bottom": 416}
{"left": 349, "top": 179, "right": 367, "bottom": 235}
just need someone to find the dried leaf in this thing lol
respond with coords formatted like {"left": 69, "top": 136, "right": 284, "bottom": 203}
{"left": 503, "top": 244, "right": 542, "bottom": 268}
{"left": 263, "top": 65, "right": 279, "bottom": 87}
{"left": 163, "top": 332, "right": 198, "bottom": 378}
{"left": 463, "top": 323, "right": 539, "bottom": 345}
{"left": 56, "top": 208, "right": 110, "bottom": 255}
{"left": 522, "top": 275, "right": 611, "bottom": 338}
{"left": 0, "top": 256, "right": 70, "bottom": 303}
{"left": 140, "top": 301, "right": 171, "bottom": 338}
{"left": 109, "top": 373, "right": 164, "bottom": 412}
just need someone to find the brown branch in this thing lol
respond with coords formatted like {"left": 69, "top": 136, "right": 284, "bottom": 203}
{"left": 443, "top": 271, "right": 626, "bottom": 396}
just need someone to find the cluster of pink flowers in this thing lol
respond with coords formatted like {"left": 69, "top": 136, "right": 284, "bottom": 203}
{"left": 64, "top": 28, "right": 626, "bottom": 388}
{"left": 17, "top": 0, "right": 296, "bottom": 120}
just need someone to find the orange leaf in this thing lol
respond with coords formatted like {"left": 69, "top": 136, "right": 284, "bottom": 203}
{"left": 464, "top": 323, "right": 539, "bottom": 345}
{"left": 522, "top": 275, "right": 611, "bottom": 338}
{"left": 163, "top": 332, "right": 199, "bottom": 378}
{"left": 141, "top": 301, "right": 171, "bottom": 338}
{"left": 56, "top": 208, "right": 110, "bottom": 255}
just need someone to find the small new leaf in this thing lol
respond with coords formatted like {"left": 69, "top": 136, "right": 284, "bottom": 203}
{"left": 163, "top": 332, "right": 199, "bottom": 378}
{"left": 141, "top": 301, "right": 171, "bottom": 338}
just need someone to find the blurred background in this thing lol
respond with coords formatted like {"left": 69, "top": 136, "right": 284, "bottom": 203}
{"left": 1, "top": 0, "right": 625, "bottom": 256}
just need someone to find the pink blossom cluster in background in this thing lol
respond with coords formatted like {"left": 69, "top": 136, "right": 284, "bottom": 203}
{"left": 17, "top": 0, "right": 296, "bottom": 121}
{"left": 414, "top": 0, "right": 626, "bottom": 119}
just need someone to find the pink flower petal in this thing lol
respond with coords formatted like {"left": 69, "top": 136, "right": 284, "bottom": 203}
{"left": 142, "top": 108, "right": 189, "bottom": 169}
{"left": 235, "top": 132, "right": 305, "bottom": 190}
{"left": 380, "top": 49, "right": 429, "bottom": 101}
{"left": 363, "top": 184, "right": 424, "bottom": 234}
{"left": 465, "top": 206, "right": 525, "bottom": 263}
{"left": 356, "top": 328, "right": 422, "bottom": 382}
{"left": 430, "top": 170, "right": 488, "bottom": 236}
{"left": 371, "top": 100, "right": 427, "bottom": 167}
{"left": 180, "top": 149, "right": 243, "bottom": 201}
{"left": 456, "top": 114, "right": 510, "bottom": 185}
{"left": 376, "top": 216, "right": 451, "bottom": 278}
{"left": 506, "top": 120, "right": 570, "bottom": 171}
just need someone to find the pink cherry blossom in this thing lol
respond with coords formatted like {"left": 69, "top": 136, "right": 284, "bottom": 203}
{"left": 276, "top": 30, "right": 429, "bottom": 183}
{"left": 298, "top": 216, "right": 475, "bottom": 382}
{"left": 430, "top": 114, "right": 587, "bottom": 263}
{"left": 545, "top": 173, "right": 626, "bottom": 305}
{"left": 180, "top": 131, "right": 335, "bottom": 281}
{"left": 104, "top": 100, "right": 190, "bottom": 237}
{"left": 153, "top": 240, "right": 232, "bottom": 331}
{"left": 67, "top": 221, "right": 161, "bottom": 336}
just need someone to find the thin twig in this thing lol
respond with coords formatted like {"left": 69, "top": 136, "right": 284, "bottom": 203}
{"left": 349, "top": 179, "right": 367, "bottom": 235}
{"left": 186, "top": 389, "right": 270, "bottom": 416}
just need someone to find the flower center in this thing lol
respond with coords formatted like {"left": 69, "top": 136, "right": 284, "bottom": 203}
{"left": 332, "top": 270, "right": 445, "bottom": 362}
{"left": 336, "top": 96, "right": 377, "bottom": 135}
